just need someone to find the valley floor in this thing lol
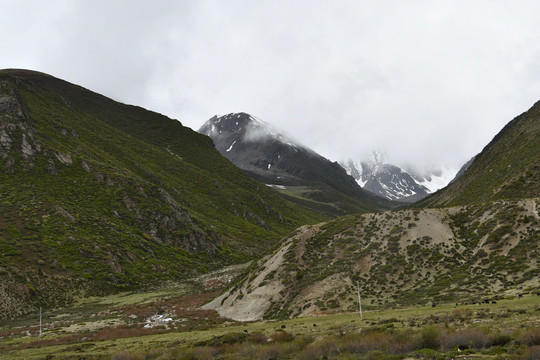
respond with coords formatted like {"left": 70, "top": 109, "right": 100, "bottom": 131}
{"left": 1, "top": 284, "right": 539, "bottom": 359}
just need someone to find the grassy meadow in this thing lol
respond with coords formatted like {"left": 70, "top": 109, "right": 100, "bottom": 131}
{"left": 1, "top": 283, "right": 540, "bottom": 359}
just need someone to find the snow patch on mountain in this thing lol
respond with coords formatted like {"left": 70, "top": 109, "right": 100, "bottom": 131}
{"left": 226, "top": 141, "right": 236, "bottom": 152}
{"left": 341, "top": 152, "right": 458, "bottom": 202}
{"left": 341, "top": 159, "right": 366, "bottom": 187}
{"left": 406, "top": 166, "right": 458, "bottom": 193}
{"left": 416, "top": 167, "right": 457, "bottom": 193}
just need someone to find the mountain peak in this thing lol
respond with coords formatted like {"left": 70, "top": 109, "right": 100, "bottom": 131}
{"left": 340, "top": 153, "right": 457, "bottom": 202}
{"left": 368, "top": 150, "right": 388, "bottom": 166}
{"left": 199, "top": 114, "right": 394, "bottom": 216}
{"left": 200, "top": 113, "right": 302, "bottom": 153}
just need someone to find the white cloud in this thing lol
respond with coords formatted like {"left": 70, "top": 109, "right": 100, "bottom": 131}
{"left": 1, "top": 0, "right": 539, "bottom": 171}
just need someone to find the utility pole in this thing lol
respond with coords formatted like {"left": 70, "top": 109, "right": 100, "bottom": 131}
{"left": 39, "top": 307, "right": 42, "bottom": 337}
{"left": 356, "top": 281, "right": 363, "bottom": 318}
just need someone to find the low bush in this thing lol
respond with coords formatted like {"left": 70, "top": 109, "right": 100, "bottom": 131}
{"left": 420, "top": 326, "right": 440, "bottom": 349}
{"left": 342, "top": 331, "right": 387, "bottom": 353}
{"left": 527, "top": 345, "right": 540, "bottom": 360}
{"left": 441, "top": 327, "right": 490, "bottom": 350}
{"left": 248, "top": 331, "right": 268, "bottom": 344}
{"left": 111, "top": 352, "right": 141, "bottom": 360}
{"left": 522, "top": 328, "right": 540, "bottom": 346}
{"left": 111, "top": 322, "right": 538, "bottom": 360}
{"left": 270, "top": 330, "right": 292, "bottom": 342}
{"left": 490, "top": 332, "right": 513, "bottom": 347}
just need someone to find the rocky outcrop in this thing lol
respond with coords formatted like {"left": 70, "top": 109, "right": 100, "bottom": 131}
{"left": 0, "top": 80, "right": 42, "bottom": 168}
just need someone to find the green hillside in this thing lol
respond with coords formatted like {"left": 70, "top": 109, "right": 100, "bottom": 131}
{"left": 417, "top": 99, "right": 540, "bottom": 207}
{"left": 206, "top": 199, "right": 540, "bottom": 320}
{"left": 0, "top": 69, "right": 325, "bottom": 318}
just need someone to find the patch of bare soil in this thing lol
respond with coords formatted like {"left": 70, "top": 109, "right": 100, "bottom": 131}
{"left": 202, "top": 225, "right": 319, "bottom": 321}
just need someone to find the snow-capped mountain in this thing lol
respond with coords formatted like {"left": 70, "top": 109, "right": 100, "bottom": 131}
{"left": 199, "top": 113, "right": 311, "bottom": 184}
{"left": 199, "top": 113, "right": 394, "bottom": 216}
{"left": 340, "top": 152, "right": 457, "bottom": 202}
{"left": 405, "top": 166, "right": 459, "bottom": 194}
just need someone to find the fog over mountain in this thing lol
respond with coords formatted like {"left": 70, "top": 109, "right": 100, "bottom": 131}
{"left": 2, "top": 1, "right": 540, "bottom": 173}
{"left": 340, "top": 152, "right": 458, "bottom": 202}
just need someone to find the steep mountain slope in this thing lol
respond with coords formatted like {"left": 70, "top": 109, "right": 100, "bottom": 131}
{"left": 340, "top": 153, "right": 457, "bottom": 202}
{"left": 199, "top": 113, "right": 395, "bottom": 216}
{"left": 449, "top": 155, "right": 476, "bottom": 183}
{"left": 204, "top": 198, "right": 540, "bottom": 320}
{"left": 0, "top": 69, "right": 323, "bottom": 317}
{"left": 418, "top": 100, "right": 540, "bottom": 207}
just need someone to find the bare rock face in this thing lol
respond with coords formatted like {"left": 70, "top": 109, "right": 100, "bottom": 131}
{"left": 0, "top": 130, "right": 12, "bottom": 156}
{"left": 55, "top": 152, "right": 73, "bottom": 165}
{"left": 21, "top": 134, "right": 36, "bottom": 157}
{"left": 81, "top": 160, "right": 91, "bottom": 173}
{"left": 47, "top": 159, "right": 58, "bottom": 175}
{"left": 0, "top": 94, "right": 23, "bottom": 117}
{"left": 0, "top": 80, "right": 42, "bottom": 169}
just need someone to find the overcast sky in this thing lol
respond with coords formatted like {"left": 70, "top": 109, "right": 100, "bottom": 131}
{"left": 1, "top": 0, "right": 539, "bottom": 171}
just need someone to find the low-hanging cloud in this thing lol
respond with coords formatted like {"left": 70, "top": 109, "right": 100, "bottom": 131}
{"left": 1, "top": 0, "right": 539, "bottom": 172}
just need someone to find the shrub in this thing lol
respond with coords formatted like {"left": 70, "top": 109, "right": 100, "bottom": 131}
{"left": 314, "top": 335, "right": 341, "bottom": 356}
{"left": 236, "top": 343, "right": 259, "bottom": 359}
{"left": 387, "top": 330, "right": 417, "bottom": 355}
{"left": 527, "top": 346, "right": 540, "bottom": 360}
{"left": 248, "top": 331, "right": 268, "bottom": 344}
{"left": 441, "top": 327, "right": 490, "bottom": 350}
{"left": 364, "top": 350, "right": 403, "bottom": 360}
{"left": 420, "top": 326, "right": 440, "bottom": 349}
{"left": 413, "top": 348, "right": 440, "bottom": 359}
{"left": 270, "top": 330, "right": 292, "bottom": 343}
{"left": 194, "top": 346, "right": 220, "bottom": 360}
{"left": 452, "top": 308, "right": 473, "bottom": 321}
{"left": 342, "top": 332, "right": 388, "bottom": 353}
{"left": 255, "top": 343, "right": 285, "bottom": 360}
{"left": 490, "top": 332, "right": 513, "bottom": 347}
{"left": 522, "top": 328, "right": 540, "bottom": 346}
{"left": 111, "top": 352, "right": 141, "bottom": 360}
{"left": 298, "top": 344, "right": 323, "bottom": 360}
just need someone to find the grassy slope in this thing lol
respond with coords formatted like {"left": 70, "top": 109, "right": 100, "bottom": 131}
{"left": 211, "top": 199, "right": 539, "bottom": 319}
{"left": 0, "top": 70, "right": 325, "bottom": 316}
{"left": 417, "top": 99, "right": 540, "bottom": 207}
{"left": 1, "top": 290, "right": 539, "bottom": 359}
